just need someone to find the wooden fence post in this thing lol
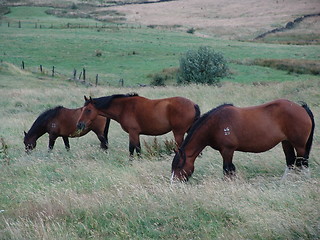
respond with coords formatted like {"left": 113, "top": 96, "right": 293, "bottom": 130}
{"left": 21, "top": 61, "right": 24, "bottom": 69}
{"left": 52, "top": 66, "right": 55, "bottom": 77}
{"left": 73, "top": 69, "right": 77, "bottom": 80}
{"left": 40, "top": 65, "right": 43, "bottom": 73}
{"left": 119, "top": 79, "right": 124, "bottom": 87}
{"left": 18, "top": 21, "right": 21, "bottom": 28}
{"left": 95, "top": 74, "right": 98, "bottom": 86}
{"left": 83, "top": 68, "right": 86, "bottom": 81}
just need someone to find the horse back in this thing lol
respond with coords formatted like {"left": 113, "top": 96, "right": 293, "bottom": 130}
{"left": 209, "top": 99, "right": 312, "bottom": 152}
{"left": 118, "top": 96, "right": 198, "bottom": 135}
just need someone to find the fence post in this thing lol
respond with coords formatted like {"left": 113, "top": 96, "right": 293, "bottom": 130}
{"left": 21, "top": 61, "right": 24, "bottom": 69}
{"left": 119, "top": 79, "right": 124, "bottom": 87}
{"left": 83, "top": 68, "right": 86, "bottom": 81}
{"left": 40, "top": 65, "right": 43, "bottom": 73}
{"left": 95, "top": 74, "right": 98, "bottom": 86}
{"left": 52, "top": 66, "right": 55, "bottom": 77}
{"left": 18, "top": 21, "right": 21, "bottom": 28}
{"left": 8, "top": 22, "right": 10, "bottom": 27}
{"left": 73, "top": 69, "right": 77, "bottom": 80}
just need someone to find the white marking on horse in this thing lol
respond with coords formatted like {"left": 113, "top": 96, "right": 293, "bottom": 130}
{"left": 170, "top": 172, "right": 175, "bottom": 184}
{"left": 224, "top": 127, "right": 231, "bottom": 135}
{"left": 51, "top": 123, "right": 57, "bottom": 128}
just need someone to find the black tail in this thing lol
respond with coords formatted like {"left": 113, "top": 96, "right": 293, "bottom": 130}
{"left": 301, "top": 103, "right": 315, "bottom": 159}
{"left": 194, "top": 104, "right": 201, "bottom": 122}
{"left": 187, "top": 104, "right": 201, "bottom": 133}
{"left": 103, "top": 118, "right": 111, "bottom": 145}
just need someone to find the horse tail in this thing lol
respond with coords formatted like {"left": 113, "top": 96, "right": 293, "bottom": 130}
{"left": 187, "top": 104, "right": 200, "bottom": 133}
{"left": 103, "top": 118, "right": 111, "bottom": 143}
{"left": 194, "top": 104, "right": 201, "bottom": 122}
{"left": 301, "top": 103, "right": 315, "bottom": 159}
{"left": 187, "top": 104, "right": 201, "bottom": 134}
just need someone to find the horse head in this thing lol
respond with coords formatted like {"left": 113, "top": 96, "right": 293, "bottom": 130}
{"left": 23, "top": 131, "right": 36, "bottom": 153}
{"left": 76, "top": 96, "right": 99, "bottom": 132}
{"left": 171, "top": 148, "right": 194, "bottom": 182}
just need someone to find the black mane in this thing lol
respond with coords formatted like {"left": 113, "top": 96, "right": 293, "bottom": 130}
{"left": 26, "top": 106, "right": 63, "bottom": 137}
{"left": 181, "top": 103, "right": 233, "bottom": 149}
{"left": 172, "top": 103, "right": 233, "bottom": 170}
{"left": 86, "top": 93, "right": 138, "bottom": 110}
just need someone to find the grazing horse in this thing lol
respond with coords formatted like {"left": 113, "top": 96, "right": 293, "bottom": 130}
{"left": 76, "top": 93, "right": 200, "bottom": 157}
{"left": 24, "top": 106, "right": 110, "bottom": 153}
{"left": 171, "top": 99, "right": 315, "bottom": 181}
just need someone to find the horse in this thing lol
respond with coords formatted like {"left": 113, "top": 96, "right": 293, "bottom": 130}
{"left": 171, "top": 99, "right": 315, "bottom": 181}
{"left": 24, "top": 106, "right": 110, "bottom": 153}
{"left": 76, "top": 93, "right": 200, "bottom": 157}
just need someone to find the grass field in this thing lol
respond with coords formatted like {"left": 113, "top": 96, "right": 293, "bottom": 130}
{"left": 1, "top": 6, "right": 320, "bottom": 86}
{"left": 0, "top": 4, "right": 320, "bottom": 240}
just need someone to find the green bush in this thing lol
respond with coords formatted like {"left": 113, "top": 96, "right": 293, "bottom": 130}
{"left": 178, "top": 46, "right": 229, "bottom": 85}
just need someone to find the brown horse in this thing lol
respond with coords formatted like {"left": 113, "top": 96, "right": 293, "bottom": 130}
{"left": 171, "top": 99, "right": 315, "bottom": 181}
{"left": 76, "top": 93, "right": 200, "bottom": 156}
{"left": 24, "top": 106, "right": 110, "bottom": 153}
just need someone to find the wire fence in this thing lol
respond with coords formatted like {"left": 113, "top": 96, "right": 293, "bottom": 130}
{"left": 4, "top": 60, "right": 127, "bottom": 87}
{"left": 0, "top": 19, "right": 140, "bottom": 30}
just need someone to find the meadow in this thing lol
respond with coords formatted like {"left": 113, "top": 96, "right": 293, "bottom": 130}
{"left": 0, "top": 5, "right": 320, "bottom": 240}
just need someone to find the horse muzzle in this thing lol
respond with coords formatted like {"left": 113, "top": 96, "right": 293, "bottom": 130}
{"left": 76, "top": 122, "right": 86, "bottom": 131}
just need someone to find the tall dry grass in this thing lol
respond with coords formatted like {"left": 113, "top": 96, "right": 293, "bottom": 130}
{"left": 0, "top": 63, "right": 319, "bottom": 239}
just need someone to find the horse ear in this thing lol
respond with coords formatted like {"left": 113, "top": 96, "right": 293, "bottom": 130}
{"left": 84, "top": 96, "right": 88, "bottom": 101}
{"left": 89, "top": 96, "right": 93, "bottom": 101}
{"left": 24, "top": 131, "right": 27, "bottom": 136}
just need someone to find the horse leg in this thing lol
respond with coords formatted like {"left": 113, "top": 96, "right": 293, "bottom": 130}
{"left": 62, "top": 137, "right": 70, "bottom": 151}
{"left": 172, "top": 131, "right": 184, "bottom": 150}
{"left": 281, "top": 141, "right": 296, "bottom": 180}
{"left": 129, "top": 132, "right": 141, "bottom": 158}
{"left": 281, "top": 141, "right": 296, "bottom": 168}
{"left": 220, "top": 148, "right": 236, "bottom": 178}
{"left": 92, "top": 129, "right": 108, "bottom": 150}
{"left": 48, "top": 135, "right": 57, "bottom": 151}
{"left": 294, "top": 146, "right": 309, "bottom": 169}
{"left": 97, "top": 135, "right": 108, "bottom": 150}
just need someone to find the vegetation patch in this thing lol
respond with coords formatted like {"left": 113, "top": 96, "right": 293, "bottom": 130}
{"left": 253, "top": 59, "right": 320, "bottom": 75}
{"left": 143, "top": 137, "right": 176, "bottom": 159}
{"left": 149, "top": 67, "right": 179, "bottom": 86}
{"left": 178, "top": 46, "right": 229, "bottom": 85}
{"left": 45, "top": 5, "right": 126, "bottom": 23}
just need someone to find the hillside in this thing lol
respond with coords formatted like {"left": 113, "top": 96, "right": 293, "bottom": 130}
{"left": 2, "top": 0, "right": 320, "bottom": 40}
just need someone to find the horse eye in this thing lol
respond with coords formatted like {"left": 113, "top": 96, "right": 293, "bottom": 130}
{"left": 86, "top": 109, "right": 91, "bottom": 113}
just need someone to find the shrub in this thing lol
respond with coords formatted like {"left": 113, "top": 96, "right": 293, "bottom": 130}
{"left": 143, "top": 138, "right": 176, "bottom": 160}
{"left": 150, "top": 74, "right": 166, "bottom": 86}
{"left": 149, "top": 67, "right": 179, "bottom": 86}
{"left": 178, "top": 46, "right": 229, "bottom": 85}
{"left": 186, "top": 28, "right": 195, "bottom": 34}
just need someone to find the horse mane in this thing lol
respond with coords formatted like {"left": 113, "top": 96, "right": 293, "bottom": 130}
{"left": 182, "top": 103, "right": 233, "bottom": 149}
{"left": 172, "top": 103, "right": 233, "bottom": 170}
{"left": 87, "top": 92, "right": 139, "bottom": 109}
{"left": 26, "top": 106, "right": 64, "bottom": 137}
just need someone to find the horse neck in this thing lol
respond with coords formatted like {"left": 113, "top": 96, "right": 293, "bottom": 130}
{"left": 182, "top": 133, "right": 206, "bottom": 168}
{"left": 25, "top": 126, "right": 47, "bottom": 143}
{"left": 100, "top": 98, "right": 127, "bottom": 121}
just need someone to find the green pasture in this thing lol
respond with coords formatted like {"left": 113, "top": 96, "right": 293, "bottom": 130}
{"left": 1, "top": 6, "right": 319, "bottom": 86}
{"left": 0, "top": 5, "right": 320, "bottom": 240}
